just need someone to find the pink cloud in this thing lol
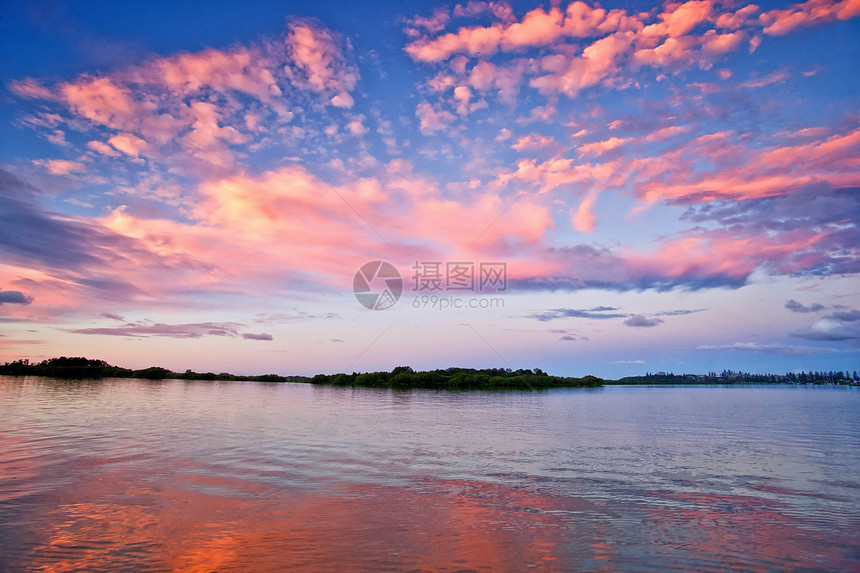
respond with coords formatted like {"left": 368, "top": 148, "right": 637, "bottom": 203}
{"left": 33, "top": 159, "right": 86, "bottom": 175}
{"left": 406, "top": 0, "right": 843, "bottom": 112}
{"left": 404, "top": 8, "right": 451, "bottom": 35}
{"left": 87, "top": 140, "right": 121, "bottom": 157}
{"left": 406, "top": 24, "right": 505, "bottom": 62}
{"left": 146, "top": 47, "right": 282, "bottom": 104}
{"left": 578, "top": 136, "right": 630, "bottom": 156}
{"left": 501, "top": 7, "right": 565, "bottom": 49}
{"left": 563, "top": 1, "right": 610, "bottom": 36}
{"left": 416, "top": 102, "right": 457, "bottom": 134}
{"left": 531, "top": 32, "right": 633, "bottom": 96}
{"left": 286, "top": 22, "right": 359, "bottom": 104}
{"left": 760, "top": 0, "right": 860, "bottom": 35}
{"left": 8, "top": 78, "right": 55, "bottom": 100}
{"left": 108, "top": 133, "right": 148, "bottom": 157}
{"left": 700, "top": 30, "right": 745, "bottom": 55}
{"left": 60, "top": 77, "right": 139, "bottom": 131}
{"left": 571, "top": 190, "right": 598, "bottom": 233}
{"left": 636, "top": 128, "right": 860, "bottom": 204}
{"left": 644, "top": 125, "right": 691, "bottom": 142}
{"left": 511, "top": 134, "right": 557, "bottom": 151}
{"left": 659, "top": 0, "right": 715, "bottom": 37}
{"left": 628, "top": 229, "right": 828, "bottom": 283}
{"left": 715, "top": 4, "right": 761, "bottom": 30}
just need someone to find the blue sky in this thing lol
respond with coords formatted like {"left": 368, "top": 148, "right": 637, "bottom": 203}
{"left": 1, "top": 0, "right": 858, "bottom": 377}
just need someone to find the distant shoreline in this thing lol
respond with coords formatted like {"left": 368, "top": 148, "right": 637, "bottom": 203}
{"left": 1, "top": 357, "right": 857, "bottom": 388}
{"left": 0, "top": 357, "right": 602, "bottom": 390}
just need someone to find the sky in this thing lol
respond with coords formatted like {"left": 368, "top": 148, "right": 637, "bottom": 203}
{"left": 0, "top": 0, "right": 858, "bottom": 378}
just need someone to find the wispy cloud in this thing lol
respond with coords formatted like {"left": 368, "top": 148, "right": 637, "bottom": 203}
{"left": 697, "top": 342, "right": 840, "bottom": 355}
{"left": 69, "top": 321, "right": 244, "bottom": 339}
{"left": 528, "top": 306, "right": 627, "bottom": 322}
{"left": 623, "top": 315, "right": 664, "bottom": 328}
{"left": 792, "top": 309, "right": 860, "bottom": 341}
{"left": 241, "top": 332, "right": 274, "bottom": 341}
{"left": 785, "top": 299, "right": 825, "bottom": 313}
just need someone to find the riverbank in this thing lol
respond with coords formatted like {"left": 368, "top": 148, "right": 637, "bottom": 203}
{"left": 0, "top": 357, "right": 603, "bottom": 389}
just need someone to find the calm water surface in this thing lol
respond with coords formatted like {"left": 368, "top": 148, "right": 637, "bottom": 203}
{"left": 1, "top": 377, "right": 858, "bottom": 572}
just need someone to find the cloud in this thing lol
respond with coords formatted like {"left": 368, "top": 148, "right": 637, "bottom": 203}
{"left": 10, "top": 21, "right": 362, "bottom": 178}
{"left": 624, "top": 315, "right": 664, "bottom": 327}
{"left": 528, "top": 306, "right": 626, "bottom": 322}
{"left": 785, "top": 299, "right": 826, "bottom": 313}
{"left": 678, "top": 184, "right": 860, "bottom": 277}
{"left": 611, "top": 359, "right": 647, "bottom": 365}
{"left": 107, "top": 133, "right": 148, "bottom": 157}
{"left": 792, "top": 309, "right": 860, "bottom": 341}
{"left": 404, "top": 8, "right": 451, "bottom": 35}
{"left": 405, "top": 0, "right": 816, "bottom": 109}
{"left": 69, "top": 321, "right": 244, "bottom": 339}
{"left": 656, "top": 309, "right": 706, "bottom": 316}
{"left": 760, "top": 0, "right": 860, "bottom": 35}
{"left": 285, "top": 20, "right": 358, "bottom": 104}
{"left": 0, "top": 170, "right": 133, "bottom": 272}
{"left": 242, "top": 332, "right": 274, "bottom": 341}
{"left": 697, "top": 342, "right": 841, "bottom": 355}
{"left": 416, "top": 102, "right": 456, "bottom": 134}
{"left": 33, "top": 159, "right": 86, "bottom": 175}
{"left": 100, "top": 312, "right": 125, "bottom": 321}
{"left": 0, "top": 291, "right": 33, "bottom": 305}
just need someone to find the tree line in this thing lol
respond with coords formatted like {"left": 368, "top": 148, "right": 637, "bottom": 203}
{"left": 0, "top": 357, "right": 298, "bottom": 382}
{"left": 0, "top": 357, "right": 602, "bottom": 389}
{"left": 615, "top": 369, "right": 859, "bottom": 385}
{"left": 309, "top": 366, "right": 604, "bottom": 389}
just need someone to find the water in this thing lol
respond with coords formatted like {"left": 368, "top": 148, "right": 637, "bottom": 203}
{"left": 1, "top": 377, "right": 858, "bottom": 572}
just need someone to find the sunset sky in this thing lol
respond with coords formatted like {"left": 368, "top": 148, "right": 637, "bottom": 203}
{"left": 1, "top": 0, "right": 858, "bottom": 378}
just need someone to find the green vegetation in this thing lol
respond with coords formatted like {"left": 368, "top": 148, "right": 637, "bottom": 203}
{"left": 5, "top": 358, "right": 855, "bottom": 388}
{"left": 310, "top": 366, "right": 604, "bottom": 389}
{"left": 0, "top": 357, "right": 302, "bottom": 382}
{"left": 0, "top": 357, "right": 601, "bottom": 389}
{"left": 612, "top": 369, "right": 859, "bottom": 386}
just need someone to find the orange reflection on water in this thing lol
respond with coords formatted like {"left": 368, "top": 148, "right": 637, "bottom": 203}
{"left": 26, "top": 471, "right": 584, "bottom": 572}
{"left": 642, "top": 489, "right": 857, "bottom": 571}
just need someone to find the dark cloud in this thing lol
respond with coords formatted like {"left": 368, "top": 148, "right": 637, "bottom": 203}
{"left": 624, "top": 315, "right": 664, "bottom": 328}
{"left": 0, "top": 169, "right": 115, "bottom": 270}
{"left": 655, "top": 308, "right": 706, "bottom": 316}
{"left": 0, "top": 290, "right": 32, "bottom": 305}
{"left": 559, "top": 334, "right": 578, "bottom": 341}
{"left": 681, "top": 184, "right": 860, "bottom": 277}
{"left": 242, "top": 332, "right": 273, "bottom": 341}
{"left": 792, "top": 309, "right": 860, "bottom": 341}
{"left": 69, "top": 321, "right": 243, "bottom": 339}
{"left": 515, "top": 184, "right": 860, "bottom": 294}
{"left": 528, "top": 306, "right": 626, "bottom": 322}
{"left": 785, "top": 299, "right": 825, "bottom": 313}
{"left": 509, "top": 266, "right": 748, "bottom": 293}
